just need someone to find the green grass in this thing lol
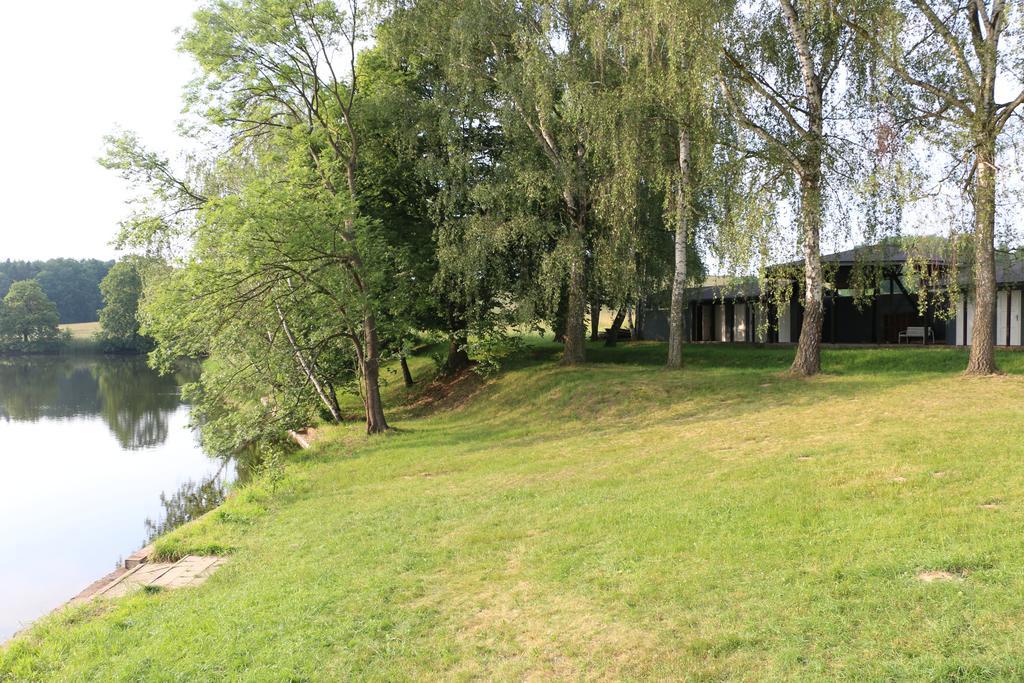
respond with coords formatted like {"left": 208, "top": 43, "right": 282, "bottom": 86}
{"left": 8, "top": 342, "right": 1024, "bottom": 680}
{"left": 58, "top": 322, "right": 104, "bottom": 355}
{"left": 59, "top": 322, "right": 101, "bottom": 340}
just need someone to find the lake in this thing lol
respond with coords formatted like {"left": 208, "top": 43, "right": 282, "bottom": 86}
{"left": 0, "top": 356, "right": 236, "bottom": 642}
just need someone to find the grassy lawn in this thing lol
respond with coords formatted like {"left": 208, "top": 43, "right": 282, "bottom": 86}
{"left": 7, "top": 343, "right": 1024, "bottom": 680}
{"left": 59, "top": 322, "right": 100, "bottom": 340}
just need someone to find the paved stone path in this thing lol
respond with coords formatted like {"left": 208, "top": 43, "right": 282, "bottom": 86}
{"left": 71, "top": 555, "right": 226, "bottom": 603}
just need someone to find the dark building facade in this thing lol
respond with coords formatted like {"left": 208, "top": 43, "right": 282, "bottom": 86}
{"left": 643, "top": 246, "right": 1024, "bottom": 347}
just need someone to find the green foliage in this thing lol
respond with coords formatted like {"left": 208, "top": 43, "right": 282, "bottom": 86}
{"left": 0, "top": 259, "right": 112, "bottom": 324}
{"left": 0, "top": 280, "right": 64, "bottom": 353}
{"left": 134, "top": 159, "right": 365, "bottom": 451}
{"left": 98, "top": 259, "right": 155, "bottom": 353}
{"left": 253, "top": 442, "right": 287, "bottom": 493}
{"left": 386, "top": 0, "right": 647, "bottom": 356}
{"left": 465, "top": 331, "right": 525, "bottom": 377}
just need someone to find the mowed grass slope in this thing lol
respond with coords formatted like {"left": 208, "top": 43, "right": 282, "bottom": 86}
{"left": 7, "top": 343, "right": 1024, "bottom": 680}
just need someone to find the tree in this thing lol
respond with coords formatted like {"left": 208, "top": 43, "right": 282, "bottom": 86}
{"left": 392, "top": 0, "right": 627, "bottom": 366}
{"left": 720, "top": 0, "right": 857, "bottom": 376}
{"left": 0, "top": 280, "right": 61, "bottom": 349}
{"left": 0, "top": 259, "right": 112, "bottom": 324}
{"left": 370, "top": 22, "right": 511, "bottom": 376}
{"left": 591, "top": 0, "right": 729, "bottom": 368}
{"left": 36, "top": 259, "right": 112, "bottom": 323}
{"left": 98, "top": 259, "right": 154, "bottom": 353}
{"left": 194, "top": 0, "right": 390, "bottom": 433}
{"left": 109, "top": 0, "right": 395, "bottom": 434}
{"left": 837, "top": 0, "right": 1024, "bottom": 375}
{"left": 354, "top": 45, "right": 470, "bottom": 377}
{"left": 132, "top": 158, "right": 362, "bottom": 451}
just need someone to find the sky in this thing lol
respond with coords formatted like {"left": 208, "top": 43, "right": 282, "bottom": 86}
{"left": 0, "top": 1, "right": 198, "bottom": 261}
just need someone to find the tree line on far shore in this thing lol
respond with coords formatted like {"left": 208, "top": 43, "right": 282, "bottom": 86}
{"left": 0, "top": 259, "right": 112, "bottom": 324}
{"left": 0, "top": 259, "right": 152, "bottom": 354}
{"left": 101, "top": 0, "right": 1024, "bottom": 448}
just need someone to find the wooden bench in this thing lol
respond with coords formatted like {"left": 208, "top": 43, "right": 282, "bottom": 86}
{"left": 898, "top": 326, "right": 934, "bottom": 344}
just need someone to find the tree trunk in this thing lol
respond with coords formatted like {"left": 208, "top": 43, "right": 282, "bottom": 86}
{"left": 324, "top": 381, "right": 343, "bottom": 422}
{"left": 790, "top": 171, "right": 824, "bottom": 376}
{"left": 966, "top": 136, "right": 999, "bottom": 375}
{"left": 590, "top": 300, "right": 600, "bottom": 341}
{"left": 442, "top": 334, "right": 470, "bottom": 376}
{"left": 605, "top": 307, "right": 626, "bottom": 347}
{"left": 361, "top": 315, "right": 389, "bottom": 434}
{"left": 275, "top": 303, "right": 342, "bottom": 423}
{"left": 441, "top": 303, "right": 471, "bottom": 376}
{"left": 400, "top": 354, "right": 414, "bottom": 387}
{"left": 667, "top": 127, "right": 692, "bottom": 368}
{"left": 631, "top": 298, "right": 645, "bottom": 341}
{"left": 552, "top": 288, "right": 567, "bottom": 344}
{"left": 776, "top": 0, "right": 824, "bottom": 376}
{"left": 561, "top": 218, "right": 587, "bottom": 365}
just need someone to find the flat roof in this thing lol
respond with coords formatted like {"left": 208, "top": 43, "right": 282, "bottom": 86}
{"left": 685, "top": 246, "right": 1024, "bottom": 304}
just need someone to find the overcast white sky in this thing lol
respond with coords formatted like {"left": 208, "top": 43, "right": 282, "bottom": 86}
{"left": 0, "top": 1, "right": 198, "bottom": 261}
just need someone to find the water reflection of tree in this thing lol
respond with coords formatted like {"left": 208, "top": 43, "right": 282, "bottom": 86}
{"left": 1, "top": 358, "right": 247, "bottom": 481}
{"left": 0, "top": 358, "right": 99, "bottom": 421}
{"left": 95, "top": 358, "right": 180, "bottom": 449}
{"left": 144, "top": 466, "right": 230, "bottom": 543}
{"left": 0, "top": 358, "right": 181, "bottom": 451}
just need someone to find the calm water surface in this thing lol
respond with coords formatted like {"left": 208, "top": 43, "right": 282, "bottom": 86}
{"left": 0, "top": 356, "right": 235, "bottom": 641}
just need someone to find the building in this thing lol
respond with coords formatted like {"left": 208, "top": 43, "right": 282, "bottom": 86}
{"left": 642, "top": 245, "right": 1024, "bottom": 347}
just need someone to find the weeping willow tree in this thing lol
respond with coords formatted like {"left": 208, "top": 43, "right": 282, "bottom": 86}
{"left": 385, "top": 0, "right": 636, "bottom": 365}
{"left": 585, "top": 0, "right": 732, "bottom": 367}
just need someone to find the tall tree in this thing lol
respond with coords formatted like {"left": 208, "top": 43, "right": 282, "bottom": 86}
{"left": 354, "top": 43, "right": 484, "bottom": 377}
{"left": 109, "top": 0, "right": 392, "bottom": 433}
{"left": 392, "top": 0, "right": 617, "bottom": 365}
{"left": 837, "top": 0, "right": 1024, "bottom": 375}
{"left": 720, "top": 0, "right": 854, "bottom": 376}
{"left": 98, "top": 258, "right": 154, "bottom": 353}
{"left": 592, "top": 0, "right": 728, "bottom": 368}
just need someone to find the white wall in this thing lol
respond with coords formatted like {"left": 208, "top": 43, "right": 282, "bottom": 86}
{"left": 778, "top": 302, "right": 792, "bottom": 343}
{"left": 998, "top": 290, "right": 1009, "bottom": 346}
{"left": 954, "top": 290, "right": 1024, "bottom": 346}
{"left": 1013, "top": 291, "right": 1022, "bottom": 346}
{"left": 956, "top": 294, "right": 975, "bottom": 346}
{"left": 734, "top": 303, "right": 747, "bottom": 342}
{"left": 717, "top": 304, "right": 727, "bottom": 341}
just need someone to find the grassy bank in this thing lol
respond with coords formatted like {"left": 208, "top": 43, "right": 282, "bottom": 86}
{"left": 1, "top": 323, "right": 145, "bottom": 356}
{"left": 59, "top": 322, "right": 104, "bottom": 355}
{"left": 60, "top": 322, "right": 101, "bottom": 340}
{"left": 0, "top": 322, "right": 106, "bottom": 356}
{"left": 6, "top": 343, "right": 1024, "bottom": 679}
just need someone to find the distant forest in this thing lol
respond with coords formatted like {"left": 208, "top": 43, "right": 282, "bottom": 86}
{"left": 0, "top": 259, "right": 113, "bottom": 324}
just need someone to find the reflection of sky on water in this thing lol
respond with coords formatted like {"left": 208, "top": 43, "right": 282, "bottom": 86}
{"left": 0, "top": 357, "right": 231, "bottom": 642}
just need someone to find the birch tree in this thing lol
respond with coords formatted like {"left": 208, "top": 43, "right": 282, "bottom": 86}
{"left": 593, "top": 0, "right": 730, "bottom": 368}
{"left": 720, "top": 0, "right": 854, "bottom": 376}
{"left": 837, "top": 0, "right": 1024, "bottom": 375}
{"left": 389, "top": 0, "right": 615, "bottom": 365}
